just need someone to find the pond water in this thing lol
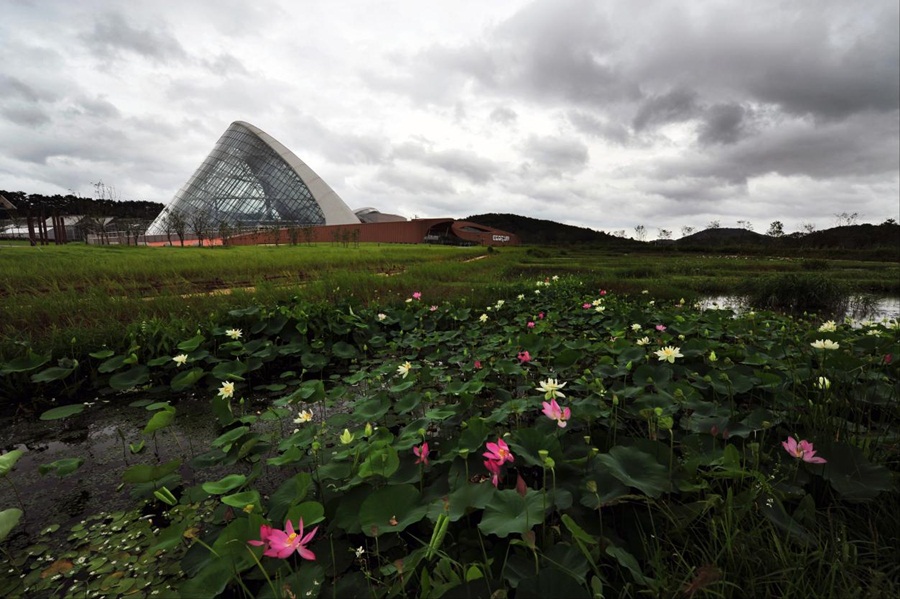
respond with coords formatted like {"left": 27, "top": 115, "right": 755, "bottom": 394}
{"left": 0, "top": 396, "right": 273, "bottom": 549}
{"left": 699, "top": 295, "right": 900, "bottom": 324}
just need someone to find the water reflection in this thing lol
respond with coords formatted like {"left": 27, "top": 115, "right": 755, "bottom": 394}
{"left": 699, "top": 295, "right": 900, "bottom": 323}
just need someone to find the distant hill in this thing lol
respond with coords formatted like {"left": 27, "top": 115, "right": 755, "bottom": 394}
{"left": 677, "top": 227, "right": 775, "bottom": 246}
{"left": 676, "top": 224, "right": 899, "bottom": 251}
{"left": 465, "top": 213, "right": 640, "bottom": 246}
{"left": 780, "top": 224, "right": 900, "bottom": 250}
{"left": 673, "top": 223, "right": 899, "bottom": 260}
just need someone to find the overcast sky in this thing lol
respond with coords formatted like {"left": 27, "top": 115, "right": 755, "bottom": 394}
{"left": 1, "top": 0, "right": 897, "bottom": 236}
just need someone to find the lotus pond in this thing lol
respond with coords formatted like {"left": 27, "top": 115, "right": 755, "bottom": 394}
{"left": 1, "top": 276, "right": 898, "bottom": 598}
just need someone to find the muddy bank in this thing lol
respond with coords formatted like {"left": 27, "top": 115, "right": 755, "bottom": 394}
{"left": 0, "top": 395, "right": 270, "bottom": 550}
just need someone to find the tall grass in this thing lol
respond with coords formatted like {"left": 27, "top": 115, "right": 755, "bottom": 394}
{"left": 743, "top": 273, "right": 849, "bottom": 315}
{"left": 1, "top": 244, "right": 897, "bottom": 361}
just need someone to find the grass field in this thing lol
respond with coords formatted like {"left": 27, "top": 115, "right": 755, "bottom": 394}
{"left": 1, "top": 242, "right": 897, "bottom": 361}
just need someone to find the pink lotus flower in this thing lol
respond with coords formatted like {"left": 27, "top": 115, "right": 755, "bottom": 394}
{"left": 430, "top": 305, "right": 438, "bottom": 311}
{"left": 782, "top": 437, "right": 827, "bottom": 464}
{"left": 248, "top": 519, "right": 318, "bottom": 560}
{"left": 527, "top": 321, "right": 535, "bottom": 328}
{"left": 517, "top": 350, "right": 531, "bottom": 363}
{"left": 655, "top": 324, "right": 667, "bottom": 332}
{"left": 600, "top": 290, "right": 607, "bottom": 296}
{"left": 483, "top": 438, "right": 515, "bottom": 466}
{"left": 538, "top": 312, "right": 545, "bottom": 320}
{"left": 582, "top": 303, "right": 592, "bottom": 309}
{"left": 474, "top": 360, "right": 482, "bottom": 369}
{"left": 412, "top": 291, "right": 422, "bottom": 300}
{"left": 542, "top": 398, "right": 571, "bottom": 428}
{"left": 885, "top": 354, "right": 893, "bottom": 364}
{"left": 413, "top": 442, "right": 430, "bottom": 466}
{"left": 484, "top": 459, "right": 501, "bottom": 487}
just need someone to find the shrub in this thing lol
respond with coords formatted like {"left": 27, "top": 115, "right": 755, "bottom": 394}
{"left": 800, "top": 258, "right": 830, "bottom": 271}
{"left": 743, "top": 273, "right": 848, "bottom": 315}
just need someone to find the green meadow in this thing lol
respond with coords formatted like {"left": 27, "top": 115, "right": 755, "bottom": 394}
{"left": 1, "top": 243, "right": 896, "bottom": 364}
{"left": 0, "top": 243, "right": 898, "bottom": 598}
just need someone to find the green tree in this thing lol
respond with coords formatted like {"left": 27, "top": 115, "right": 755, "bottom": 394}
{"left": 766, "top": 220, "right": 785, "bottom": 237}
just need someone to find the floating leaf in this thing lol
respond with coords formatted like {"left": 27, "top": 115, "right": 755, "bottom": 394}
{"left": 177, "top": 334, "right": 205, "bottom": 352}
{"left": 285, "top": 501, "right": 326, "bottom": 527}
{"left": 39, "top": 404, "right": 85, "bottom": 421}
{"left": 108, "top": 365, "right": 150, "bottom": 390}
{"left": 122, "top": 459, "right": 181, "bottom": 484}
{"left": 142, "top": 406, "right": 176, "bottom": 435}
{"left": 38, "top": 457, "right": 84, "bottom": 477}
{"left": 478, "top": 489, "right": 544, "bottom": 538}
{"left": 595, "top": 445, "right": 671, "bottom": 498}
{"left": 31, "top": 364, "right": 77, "bottom": 383}
{"left": 358, "top": 445, "right": 400, "bottom": 479}
{"left": 97, "top": 354, "right": 127, "bottom": 373}
{"left": 171, "top": 367, "right": 205, "bottom": 391}
{"left": 820, "top": 442, "right": 893, "bottom": 501}
{"left": 222, "top": 490, "right": 262, "bottom": 512}
{"left": 212, "top": 360, "right": 248, "bottom": 380}
{"left": 359, "top": 484, "right": 427, "bottom": 536}
{"left": 1, "top": 353, "right": 50, "bottom": 374}
{"left": 267, "top": 473, "right": 313, "bottom": 525}
{"left": 0, "top": 450, "right": 24, "bottom": 476}
{"left": 0, "top": 508, "right": 23, "bottom": 542}
{"left": 211, "top": 426, "right": 249, "bottom": 450}
{"left": 202, "top": 474, "right": 246, "bottom": 495}
{"left": 332, "top": 341, "right": 358, "bottom": 359}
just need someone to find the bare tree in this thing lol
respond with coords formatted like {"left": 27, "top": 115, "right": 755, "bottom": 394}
{"left": 833, "top": 212, "right": 859, "bottom": 227}
{"left": 218, "top": 220, "right": 233, "bottom": 246}
{"left": 680, "top": 226, "right": 694, "bottom": 238}
{"left": 287, "top": 225, "right": 300, "bottom": 246}
{"left": 633, "top": 224, "right": 647, "bottom": 241}
{"left": 657, "top": 228, "right": 672, "bottom": 240}
{"left": 169, "top": 210, "right": 187, "bottom": 246}
{"left": 121, "top": 218, "right": 147, "bottom": 246}
{"left": 159, "top": 209, "right": 175, "bottom": 246}
{"left": 302, "top": 225, "right": 315, "bottom": 246}
{"left": 799, "top": 222, "right": 817, "bottom": 236}
{"left": 611, "top": 229, "right": 626, "bottom": 238}
{"left": 736, "top": 220, "right": 754, "bottom": 231}
{"left": 705, "top": 220, "right": 721, "bottom": 230}
{"left": 189, "top": 210, "right": 209, "bottom": 247}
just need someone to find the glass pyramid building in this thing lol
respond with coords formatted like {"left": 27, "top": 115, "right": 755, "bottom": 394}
{"left": 146, "top": 121, "right": 360, "bottom": 235}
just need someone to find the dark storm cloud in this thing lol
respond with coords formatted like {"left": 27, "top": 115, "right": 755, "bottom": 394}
{"left": 0, "top": 74, "right": 59, "bottom": 126}
{"left": 632, "top": 89, "right": 699, "bottom": 131}
{"left": 697, "top": 103, "right": 748, "bottom": 146}
{"left": 632, "top": 1, "right": 900, "bottom": 121}
{"left": 687, "top": 114, "right": 896, "bottom": 183}
{"left": 369, "top": 0, "right": 640, "bottom": 108}
{"left": 82, "top": 13, "right": 188, "bottom": 63}
{"left": 489, "top": 0, "right": 640, "bottom": 105}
